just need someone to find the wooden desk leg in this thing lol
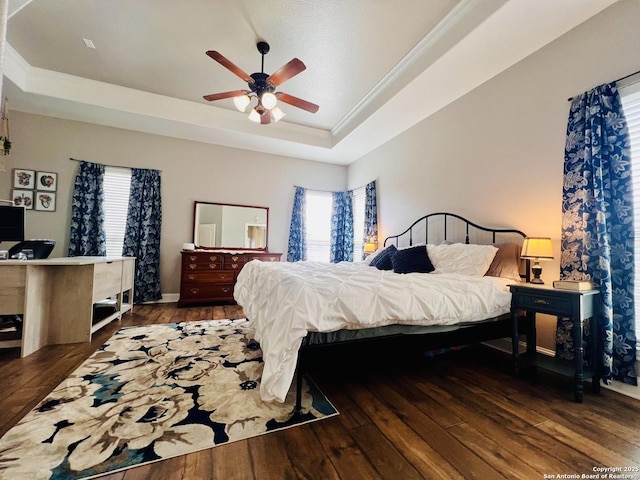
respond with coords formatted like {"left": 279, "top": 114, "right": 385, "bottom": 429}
{"left": 572, "top": 316, "right": 584, "bottom": 402}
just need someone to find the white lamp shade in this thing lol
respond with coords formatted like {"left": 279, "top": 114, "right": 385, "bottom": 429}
{"left": 364, "top": 242, "right": 377, "bottom": 253}
{"left": 233, "top": 94, "right": 251, "bottom": 112}
{"left": 248, "top": 108, "right": 261, "bottom": 123}
{"left": 271, "top": 106, "right": 285, "bottom": 122}
{"left": 261, "top": 92, "right": 278, "bottom": 110}
{"left": 520, "top": 237, "right": 554, "bottom": 260}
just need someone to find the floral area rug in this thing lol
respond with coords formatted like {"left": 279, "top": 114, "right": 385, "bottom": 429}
{"left": 0, "top": 319, "right": 338, "bottom": 479}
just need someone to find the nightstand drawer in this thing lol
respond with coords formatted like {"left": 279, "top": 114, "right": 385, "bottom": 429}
{"left": 513, "top": 292, "right": 571, "bottom": 315}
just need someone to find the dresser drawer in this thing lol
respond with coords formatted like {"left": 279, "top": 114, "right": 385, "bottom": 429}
{"left": 514, "top": 292, "right": 572, "bottom": 315}
{"left": 184, "top": 253, "right": 223, "bottom": 263}
{"left": 247, "top": 254, "right": 281, "bottom": 262}
{"left": 223, "top": 254, "right": 246, "bottom": 271}
{"left": 182, "top": 271, "right": 235, "bottom": 284}
{"left": 181, "top": 284, "right": 234, "bottom": 300}
{"left": 184, "top": 261, "right": 222, "bottom": 271}
{"left": 93, "top": 261, "right": 123, "bottom": 301}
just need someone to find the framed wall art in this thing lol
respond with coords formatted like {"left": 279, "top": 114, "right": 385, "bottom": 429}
{"left": 12, "top": 189, "right": 34, "bottom": 209}
{"left": 13, "top": 168, "right": 35, "bottom": 189}
{"left": 36, "top": 171, "right": 58, "bottom": 191}
{"left": 35, "top": 191, "right": 56, "bottom": 212}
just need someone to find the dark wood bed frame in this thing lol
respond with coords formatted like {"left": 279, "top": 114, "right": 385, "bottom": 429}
{"left": 293, "top": 212, "right": 532, "bottom": 414}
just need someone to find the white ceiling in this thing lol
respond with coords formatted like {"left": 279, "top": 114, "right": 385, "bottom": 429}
{"left": 2, "top": 0, "right": 619, "bottom": 165}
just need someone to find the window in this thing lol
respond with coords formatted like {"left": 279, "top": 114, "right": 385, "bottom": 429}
{"left": 620, "top": 81, "right": 640, "bottom": 345}
{"left": 352, "top": 186, "right": 366, "bottom": 260}
{"left": 103, "top": 166, "right": 131, "bottom": 257}
{"left": 305, "top": 190, "right": 332, "bottom": 262}
{"left": 304, "top": 186, "right": 367, "bottom": 263}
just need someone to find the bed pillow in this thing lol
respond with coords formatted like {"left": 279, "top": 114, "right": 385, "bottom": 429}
{"left": 369, "top": 244, "right": 397, "bottom": 270}
{"left": 484, "top": 243, "right": 522, "bottom": 282}
{"left": 427, "top": 243, "right": 498, "bottom": 276}
{"left": 364, "top": 246, "right": 385, "bottom": 265}
{"left": 390, "top": 245, "right": 435, "bottom": 274}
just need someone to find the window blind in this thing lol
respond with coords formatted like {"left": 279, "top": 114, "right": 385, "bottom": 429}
{"left": 620, "top": 81, "right": 640, "bottom": 344}
{"left": 352, "top": 186, "right": 366, "bottom": 260}
{"left": 103, "top": 166, "right": 131, "bottom": 257}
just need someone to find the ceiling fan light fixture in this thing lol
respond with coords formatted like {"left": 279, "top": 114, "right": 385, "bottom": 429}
{"left": 271, "top": 106, "right": 285, "bottom": 122}
{"left": 233, "top": 94, "right": 251, "bottom": 112}
{"left": 261, "top": 92, "right": 277, "bottom": 110}
{"left": 248, "top": 108, "right": 262, "bottom": 123}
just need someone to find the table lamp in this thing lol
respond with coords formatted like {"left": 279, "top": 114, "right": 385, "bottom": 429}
{"left": 520, "top": 237, "right": 553, "bottom": 284}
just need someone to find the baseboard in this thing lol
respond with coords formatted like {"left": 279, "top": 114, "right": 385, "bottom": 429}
{"left": 483, "top": 339, "right": 640, "bottom": 400}
{"left": 483, "top": 338, "right": 554, "bottom": 357}
{"left": 140, "top": 293, "right": 179, "bottom": 304}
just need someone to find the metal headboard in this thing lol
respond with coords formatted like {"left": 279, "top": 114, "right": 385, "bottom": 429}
{"left": 383, "top": 212, "right": 530, "bottom": 281}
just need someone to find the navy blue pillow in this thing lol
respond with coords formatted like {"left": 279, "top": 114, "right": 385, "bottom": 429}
{"left": 390, "top": 245, "right": 435, "bottom": 274}
{"left": 369, "top": 245, "right": 397, "bottom": 270}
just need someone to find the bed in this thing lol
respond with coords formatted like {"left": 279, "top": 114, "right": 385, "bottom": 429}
{"left": 234, "top": 212, "right": 532, "bottom": 408}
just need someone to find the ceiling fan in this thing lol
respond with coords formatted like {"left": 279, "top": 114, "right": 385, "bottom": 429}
{"left": 203, "top": 41, "right": 319, "bottom": 125}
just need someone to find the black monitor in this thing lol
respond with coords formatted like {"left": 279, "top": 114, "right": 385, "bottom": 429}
{"left": 0, "top": 205, "right": 25, "bottom": 243}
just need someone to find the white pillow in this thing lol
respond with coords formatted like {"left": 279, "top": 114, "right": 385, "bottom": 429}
{"left": 364, "top": 246, "right": 386, "bottom": 265}
{"left": 427, "top": 243, "right": 498, "bottom": 276}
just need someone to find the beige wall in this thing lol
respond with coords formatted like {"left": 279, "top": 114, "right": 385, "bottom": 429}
{"left": 348, "top": 0, "right": 640, "bottom": 350}
{"left": 0, "top": 112, "right": 347, "bottom": 295}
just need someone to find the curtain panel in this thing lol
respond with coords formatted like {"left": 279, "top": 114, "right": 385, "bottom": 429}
{"left": 123, "top": 168, "right": 162, "bottom": 303}
{"left": 559, "top": 82, "right": 636, "bottom": 385}
{"left": 330, "top": 190, "right": 354, "bottom": 263}
{"left": 69, "top": 161, "right": 107, "bottom": 257}
{"left": 287, "top": 186, "right": 307, "bottom": 262}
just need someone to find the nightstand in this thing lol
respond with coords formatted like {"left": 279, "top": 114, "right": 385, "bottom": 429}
{"left": 509, "top": 283, "right": 601, "bottom": 402}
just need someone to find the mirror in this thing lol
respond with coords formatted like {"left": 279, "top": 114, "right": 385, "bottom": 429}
{"left": 193, "top": 201, "right": 268, "bottom": 250}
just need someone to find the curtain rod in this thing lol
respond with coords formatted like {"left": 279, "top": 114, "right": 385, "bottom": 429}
{"left": 567, "top": 68, "right": 640, "bottom": 101}
{"left": 69, "top": 157, "right": 162, "bottom": 173}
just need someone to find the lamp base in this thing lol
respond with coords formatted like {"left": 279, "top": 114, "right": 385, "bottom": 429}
{"left": 531, "top": 265, "right": 544, "bottom": 284}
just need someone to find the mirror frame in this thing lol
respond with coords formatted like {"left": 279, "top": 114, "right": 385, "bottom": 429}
{"left": 192, "top": 201, "right": 269, "bottom": 251}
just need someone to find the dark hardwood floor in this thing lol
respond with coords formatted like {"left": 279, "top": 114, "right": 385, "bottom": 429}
{"left": 1, "top": 303, "right": 639, "bottom": 479}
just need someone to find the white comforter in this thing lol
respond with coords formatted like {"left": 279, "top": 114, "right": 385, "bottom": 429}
{"left": 234, "top": 260, "right": 513, "bottom": 402}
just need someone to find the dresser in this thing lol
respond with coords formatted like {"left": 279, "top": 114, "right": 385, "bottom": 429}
{"left": 178, "top": 250, "right": 282, "bottom": 307}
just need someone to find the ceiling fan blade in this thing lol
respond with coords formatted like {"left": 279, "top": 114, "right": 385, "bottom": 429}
{"left": 276, "top": 92, "right": 319, "bottom": 114}
{"left": 203, "top": 90, "right": 249, "bottom": 102}
{"left": 267, "top": 58, "right": 306, "bottom": 86}
{"left": 206, "top": 51, "right": 252, "bottom": 83}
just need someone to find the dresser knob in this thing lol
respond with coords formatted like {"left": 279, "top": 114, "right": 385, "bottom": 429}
{"left": 209, "top": 264, "right": 218, "bottom": 269}
{"left": 188, "top": 275, "right": 196, "bottom": 280}
{"left": 189, "top": 256, "right": 197, "bottom": 261}
{"left": 222, "top": 288, "right": 230, "bottom": 293}
{"left": 231, "top": 263, "right": 239, "bottom": 269}
{"left": 534, "top": 299, "right": 550, "bottom": 305}
{"left": 190, "top": 288, "right": 199, "bottom": 294}
{"left": 232, "top": 256, "right": 239, "bottom": 261}
{"left": 189, "top": 264, "right": 197, "bottom": 270}
{"left": 210, "top": 256, "right": 218, "bottom": 261}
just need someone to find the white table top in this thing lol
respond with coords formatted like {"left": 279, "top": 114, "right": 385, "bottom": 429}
{"left": 0, "top": 256, "right": 134, "bottom": 266}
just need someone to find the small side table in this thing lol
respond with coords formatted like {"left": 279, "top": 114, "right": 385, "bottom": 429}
{"left": 509, "top": 283, "right": 601, "bottom": 402}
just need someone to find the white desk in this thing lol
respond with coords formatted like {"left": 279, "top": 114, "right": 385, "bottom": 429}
{"left": 0, "top": 256, "right": 135, "bottom": 357}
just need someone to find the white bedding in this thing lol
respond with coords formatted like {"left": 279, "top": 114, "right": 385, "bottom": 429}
{"left": 234, "top": 260, "right": 513, "bottom": 402}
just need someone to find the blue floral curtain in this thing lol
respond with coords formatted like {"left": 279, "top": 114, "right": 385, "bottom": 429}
{"left": 69, "top": 161, "right": 106, "bottom": 256}
{"left": 363, "top": 180, "right": 378, "bottom": 259}
{"left": 287, "top": 186, "right": 307, "bottom": 262}
{"left": 559, "top": 82, "right": 636, "bottom": 385}
{"left": 123, "top": 168, "right": 162, "bottom": 303}
{"left": 330, "top": 190, "right": 354, "bottom": 263}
